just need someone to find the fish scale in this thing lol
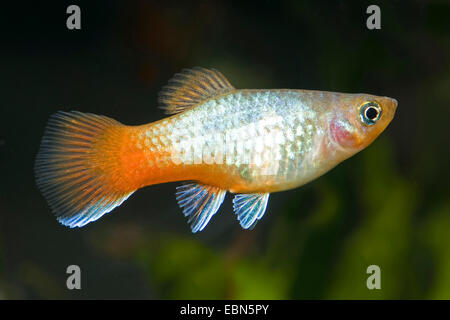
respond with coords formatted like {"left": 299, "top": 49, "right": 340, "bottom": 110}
{"left": 143, "top": 89, "right": 320, "bottom": 193}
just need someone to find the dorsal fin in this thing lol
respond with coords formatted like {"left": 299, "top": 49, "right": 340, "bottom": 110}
{"left": 158, "top": 67, "right": 235, "bottom": 115}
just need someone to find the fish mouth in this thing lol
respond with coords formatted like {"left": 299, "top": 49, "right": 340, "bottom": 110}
{"left": 386, "top": 97, "right": 398, "bottom": 116}
{"left": 383, "top": 97, "right": 398, "bottom": 126}
{"left": 391, "top": 98, "right": 398, "bottom": 113}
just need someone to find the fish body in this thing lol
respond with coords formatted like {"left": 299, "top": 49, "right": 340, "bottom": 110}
{"left": 35, "top": 68, "right": 397, "bottom": 231}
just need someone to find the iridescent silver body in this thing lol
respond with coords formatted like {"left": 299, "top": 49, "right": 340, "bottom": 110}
{"left": 141, "top": 89, "right": 344, "bottom": 193}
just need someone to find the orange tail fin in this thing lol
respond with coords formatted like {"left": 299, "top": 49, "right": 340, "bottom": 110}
{"left": 34, "top": 111, "right": 135, "bottom": 228}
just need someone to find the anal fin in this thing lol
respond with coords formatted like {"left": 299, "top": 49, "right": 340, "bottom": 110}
{"left": 175, "top": 183, "right": 226, "bottom": 233}
{"left": 233, "top": 193, "right": 270, "bottom": 230}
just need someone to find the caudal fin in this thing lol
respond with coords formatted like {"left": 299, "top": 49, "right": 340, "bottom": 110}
{"left": 34, "top": 111, "right": 135, "bottom": 228}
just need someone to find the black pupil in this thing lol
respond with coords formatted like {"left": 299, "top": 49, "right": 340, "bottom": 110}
{"left": 365, "top": 107, "right": 379, "bottom": 120}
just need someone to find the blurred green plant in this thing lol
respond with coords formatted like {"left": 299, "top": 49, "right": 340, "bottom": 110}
{"left": 134, "top": 234, "right": 290, "bottom": 299}
{"left": 421, "top": 202, "right": 450, "bottom": 299}
{"left": 326, "top": 140, "right": 416, "bottom": 298}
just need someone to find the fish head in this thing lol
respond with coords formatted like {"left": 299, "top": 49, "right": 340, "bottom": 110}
{"left": 327, "top": 93, "right": 397, "bottom": 157}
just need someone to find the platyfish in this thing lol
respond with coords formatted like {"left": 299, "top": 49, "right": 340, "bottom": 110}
{"left": 35, "top": 67, "right": 397, "bottom": 232}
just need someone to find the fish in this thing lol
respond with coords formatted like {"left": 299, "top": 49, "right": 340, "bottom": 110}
{"left": 34, "top": 67, "right": 397, "bottom": 232}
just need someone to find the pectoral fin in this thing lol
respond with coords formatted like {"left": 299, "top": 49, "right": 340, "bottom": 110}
{"left": 233, "top": 193, "right": 270, "bottom": 230}
{"left": 175, "top": 183, "right": 226, "bottom": 233}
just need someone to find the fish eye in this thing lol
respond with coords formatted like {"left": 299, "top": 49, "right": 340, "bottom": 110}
{"left": 360, "top": 102, "right": 382, "bottom": 125}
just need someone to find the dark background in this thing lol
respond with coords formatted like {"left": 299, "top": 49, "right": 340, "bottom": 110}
{"left": 0, "top": 0, "right": 449, "bottom": 299}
